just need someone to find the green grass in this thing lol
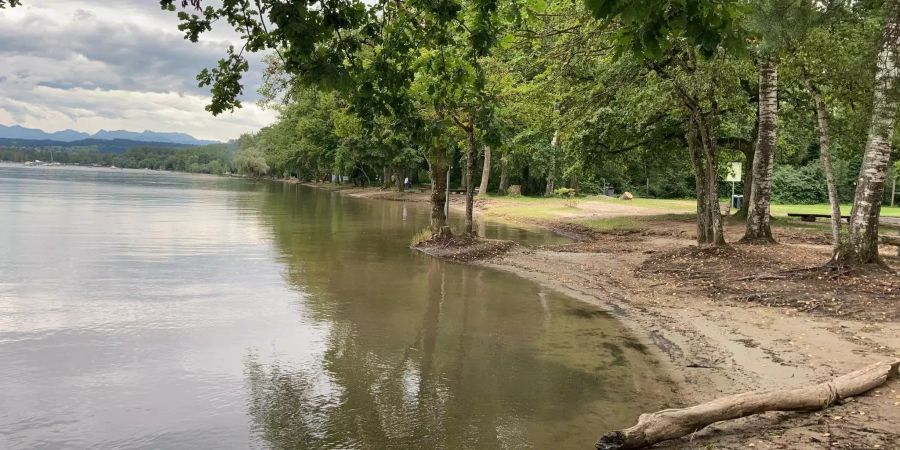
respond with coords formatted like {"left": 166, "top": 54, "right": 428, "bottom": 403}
{"left": 591, "top": 195, "right": 697, "bottom": 212}
{"left": 477, "top": 192, "right": 900, "bottom": 226}
{"left": 769, "top": 203, "right": 900, "bottom": 217}
{"left": 477, "top": 194, "right": 584, "bottom": 220}
{"left": 579, "top": 216, "right": 643, "bottom": 232}
{"left": 410, "top": 228, "right": 434, "bottom": 246}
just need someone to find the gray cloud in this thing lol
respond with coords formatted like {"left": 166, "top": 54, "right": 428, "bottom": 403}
{"left": 0, "top": 0, "right": 275, "bottom": 140}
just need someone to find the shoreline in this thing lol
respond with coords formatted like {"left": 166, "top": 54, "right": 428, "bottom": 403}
{"left": 298, "top": 181, "right": 900, "bottom": 449}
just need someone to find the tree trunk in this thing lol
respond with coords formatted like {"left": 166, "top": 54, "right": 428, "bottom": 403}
{"left": 692, "top": 112, "right": 727, "bottom": 247}
{"left": 428, "top": 151, "right": 451, "bottom": 237}
{"left": 546, "top": 130, "right": 559, "bottom": 197}
{"left": 843, "top": 9, "right": 900, "bottom": 264}
{"left": 382, "top": 165, "right": 392, "bottom": 189}
{"left": 498, "top": 157, "right": 510, "bottom": 195}
{"left": 803, "top": 73, "right": 842, "bottom": 255}
{"left": 479, "top": 145, "right": 491, "bottom": 196}
{"left": 736, "top": 143, "right": 754, "bottom": 220}
{"left": 687, "top": 124, "right": 712, "bottom": 244}
{"left": 743, "top": 59, "right": 778, "bottom": 243}
{"left": 735, "top": 90, "right": 761, "bottom": 220}
{"left": 597, "top": 359, "right": 900, "bottom": 450}
{"left": 396, "top": 166, "right": 405, "bottom": 192}
{"left": 892, "top": 173, "right": 897, "bottom": 207}
{"left": 464, "top": 114, "right": 476, "bottom": 236}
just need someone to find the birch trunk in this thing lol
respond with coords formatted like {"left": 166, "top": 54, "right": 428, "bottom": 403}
{"left": 844, "top": 9, "right": 900, "bottom": 264}
{"left": 743, "top": 59, "right": 778, "bottom": 243}
{"left": 736, "top": 106, "right": 760, "bottom": 220}
{"left": 736, "top": 145, "right": 754, "bottom": 219}
{"left": 464, "top": 115, "right": 476, "bottom": 236}
{"left": 803, "top": 74, "right": 842, "bottom": 255}
{"left": 892, "top": 174, "right": 897, "bottom": 207}
{"left": 479, "top": 145, "right": 491, "bottom": 195}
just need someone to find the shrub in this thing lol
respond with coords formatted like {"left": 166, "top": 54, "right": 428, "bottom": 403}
{"left": 772, "top": 162, "right": 828, "bottom": 204}
{"left": 553, "top": 187, "right": 576, "bottom": 198}
{"left": 410, "top": 228, "right": 435, "bottom": 247}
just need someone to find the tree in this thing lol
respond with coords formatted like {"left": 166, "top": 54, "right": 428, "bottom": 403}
{"left": 742, "top": 0, "right": 814, "bottom": 243}
{"left": 407, "top": 0, "right": 501, "bottom": 235}
{"left": 842, "top": 2, "right": 900, "bottom": 264}
{"left": 743, "top": 58, "right": 778, "bottom": 242}
{"left": 234, "top": 144, "right": 270, "bottom": 177}
{"left": 802, "top": 72, "right": 843, "bottom": 254}
{"left": 585, "top": 0, "right": 746, "bottom": 247}
{"left": 478, "top": 145, "right": 491, "bottom": 195}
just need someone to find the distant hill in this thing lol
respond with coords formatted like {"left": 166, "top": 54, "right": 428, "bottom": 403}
{"left": 0, "top": 137, "right": 193, "bottom": 153}
{"left": 0, "top": 124, "right": 218, "bottom": 146}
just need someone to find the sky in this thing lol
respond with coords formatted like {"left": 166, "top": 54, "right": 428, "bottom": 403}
{"left": 0, "top": 0, "right": 278, "bottom": 141}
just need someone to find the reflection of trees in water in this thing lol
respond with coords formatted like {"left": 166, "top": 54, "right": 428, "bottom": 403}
{"left": 240, "top": 183, "right": 655, "bottom": 448}
{"left": 239, "top": 182, "right": 430, "bottom": 321}
{"left": 244, "top": 354, "right": 322, "bottom": 448}
{"left": 242, "top": 259, "right": 624, "bottom": 448}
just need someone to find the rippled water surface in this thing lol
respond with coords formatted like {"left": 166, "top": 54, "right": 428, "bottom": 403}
{"left": 0, "top": 164, "right": 665, "bottom": 449}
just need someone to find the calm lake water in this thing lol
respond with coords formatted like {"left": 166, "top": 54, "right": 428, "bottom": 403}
{"left": 0, "top": 164, "right": 666, "bottom": 449}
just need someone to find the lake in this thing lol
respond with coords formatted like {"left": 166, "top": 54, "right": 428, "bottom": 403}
{"left": 0, "top": 164, "right": 667, "bottom": 449}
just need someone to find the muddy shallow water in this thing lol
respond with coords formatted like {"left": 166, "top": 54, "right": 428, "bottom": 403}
{"left": 0, "top": 164, "right": 668, "bottom": 449}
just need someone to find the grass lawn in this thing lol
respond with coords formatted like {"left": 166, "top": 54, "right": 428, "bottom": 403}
{"left": 579, "top": 216, "right": 643, "bottom": 232}
{"left": 476, "top": 196, "right": 581, "bottom": 221}
{"left": 769, "top": 203, "right": 900, "bottom": 217}
{"left": 476, "top": 193, "right": 900, "bottom": 231}
{"left": 592, "top": 195, "right": 697, "bottom": 212}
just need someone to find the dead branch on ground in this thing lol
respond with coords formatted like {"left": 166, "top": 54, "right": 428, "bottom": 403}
{"left": 596, "top": 359, "right": 900, "bottom": 449}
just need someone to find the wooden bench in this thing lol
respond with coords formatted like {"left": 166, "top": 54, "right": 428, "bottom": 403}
{"left": 785, "top": 214, "right": 899, "bottom": 256}
{"left": 787, "top": 213, "right": 850, "bottom": 222}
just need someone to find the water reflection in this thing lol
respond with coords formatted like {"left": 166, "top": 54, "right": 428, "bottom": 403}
{"left": 242, "top": 184, "right": 670, "bottom": 448}
{"left": 0, "top": 166, "right": 670, "bottom": 449}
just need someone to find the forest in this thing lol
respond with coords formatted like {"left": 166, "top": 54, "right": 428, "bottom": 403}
{"left": 0, "top": 143, "right": 236, "bottom": 174}
{"left": 150, "top": 0, "right": 899, "bottom": 266}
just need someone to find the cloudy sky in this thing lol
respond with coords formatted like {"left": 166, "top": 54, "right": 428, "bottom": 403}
{"left": 0, "top": 0, "right": 277, "bottom": 141}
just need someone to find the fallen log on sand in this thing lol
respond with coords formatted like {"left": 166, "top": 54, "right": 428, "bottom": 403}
{"left": 597, "top": 359, "right": 900, "bottom": 449}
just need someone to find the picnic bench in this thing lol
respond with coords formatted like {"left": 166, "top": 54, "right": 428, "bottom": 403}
{"left": 787, "top": 213, "right": 850, "bottom": 222}
{"left": 784, "top": 213, "right": 900, "bottom": 255}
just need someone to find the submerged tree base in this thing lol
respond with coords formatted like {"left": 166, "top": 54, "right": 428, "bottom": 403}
{"left": 412, "top": 232, "right": 515, "bottom": 262}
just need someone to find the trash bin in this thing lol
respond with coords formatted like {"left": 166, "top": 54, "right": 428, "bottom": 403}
{"left": 605, "top": 187, "right": 615, "bottom": 196}
{"left": 731, "top": 194, "right": 743, "bottom": 209}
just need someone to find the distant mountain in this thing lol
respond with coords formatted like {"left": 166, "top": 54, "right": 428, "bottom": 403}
{"left": 0, "top": 137, "right": 194, "bottom": 153}
{"left": 0, "top": 124, "right": 218, "bottom": 146}
{"left": 0, "top": 124, "right": 90, "bottom": 141}
{"left": 91, "top": 129, "right": 218, "bottom": 146}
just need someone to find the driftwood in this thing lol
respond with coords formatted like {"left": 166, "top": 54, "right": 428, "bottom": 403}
{"left": 596, "top": 359, "right": 900, "bottom": 450}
